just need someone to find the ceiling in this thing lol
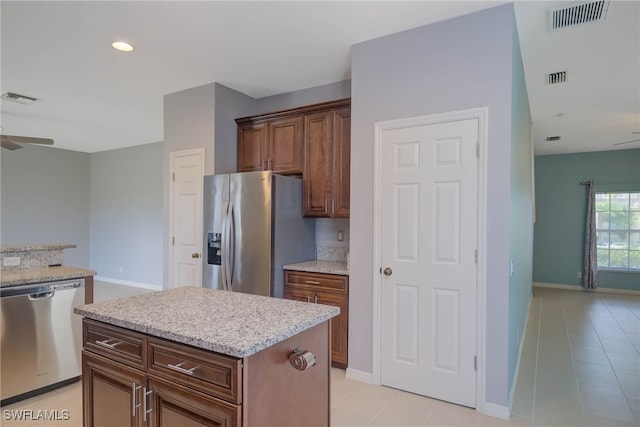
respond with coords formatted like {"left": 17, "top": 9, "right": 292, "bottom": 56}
{"left": 1, "top": 1, "right": 638, "bottom": 155}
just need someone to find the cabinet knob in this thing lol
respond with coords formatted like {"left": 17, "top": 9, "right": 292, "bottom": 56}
{"left": 289, "top": 348, "right": 316, "bottom": 371}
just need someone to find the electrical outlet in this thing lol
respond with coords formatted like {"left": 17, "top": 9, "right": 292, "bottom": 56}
{"left": 2, "top": 256, "right": 20, "bottom": 267}
{"left": 337, "top": 230, "right": 344, "bottom": 242}
{"left": 119, "top": 266, "right": 123, "bottom": 273}
{"left": 576, "top": 272, "right": 582, "bottom": 279}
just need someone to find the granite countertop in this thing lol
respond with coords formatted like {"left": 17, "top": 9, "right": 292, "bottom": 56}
{"left": 0, "top": 266, "right": 96, "bottom": 287}
{"left": 0, "top": 243, "right": 77, "bottom": 253}
{"left": 75, "top": 286, "right": 339, "bottom": 358}
{"left": 283, "top": 260, "right": 349, "bottom": 276}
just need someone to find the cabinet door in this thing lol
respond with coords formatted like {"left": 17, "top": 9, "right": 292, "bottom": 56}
{"left": 303, "top": 111, "right": 331, "bottom": 217}
{"left": 146, "top": 375, "right": 240, "bottom": 427}
{"left": 315, "top": 291, "right": 349, "bottom": 369}
{"left": 237, "top": 121, "right": 267, "bottom": 172}
{"left": 269, "top": 115, "right": 303, "bottom": 174}
{"left": 331, "top": 107, "right": 351, "bottom": 217}
{"left": 82, "top": 351, "right": 145, "bottom": 427}
{"left": 284, "top": 285, "right": 315, "bottom": 304}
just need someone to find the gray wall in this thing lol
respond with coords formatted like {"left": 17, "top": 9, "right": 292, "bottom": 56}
{"left": 90, "top": 142, "right": 163, "bottom": 286}
{"left": 256, "top": 80, "right": 351, "bottom": 115}
{"left": 214, "top": 83, "right": 256, "bottom": 174}
{"left": 534, "top": 149, "right": 640, "bottom": 290}
{"left": 508, "top": 16, "right": 534, "bottom": 395}
{"left": 350, "top": 4, "right": 518, "bottom": 407}
{"left": 0, "top": 145, "right": 90, "bottom": 268}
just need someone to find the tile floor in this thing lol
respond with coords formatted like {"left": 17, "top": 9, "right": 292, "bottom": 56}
{"left": 2, "top": 285, "right": 639, "bottom": 426}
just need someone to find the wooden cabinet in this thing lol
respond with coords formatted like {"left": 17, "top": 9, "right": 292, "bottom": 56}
{"left": 284, "top": 271, "right": 349, "bottom": 369}
{"left": 82, "top": 319, "right": 241, "bottom": 427}
{"left": 82, "top": 318, "right": 330, "bottom": 426}
{"left": 235, "top": 99, "right": 351, "bottom": 217}
{"left": 236, "top": 115, "right": 303, "bottom": 174}
{"left": 302, "top": 104, "right": 350, "bottom": 217}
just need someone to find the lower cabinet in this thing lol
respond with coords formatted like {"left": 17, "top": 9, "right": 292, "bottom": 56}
{"left": 284, "top": 271, "right": 349, "bottom": 369}
{"left": 82, "top": 318, "right": 330, "bottom": 427}
{"left": 82, "top": 351, "right": 239, "bottom": 427}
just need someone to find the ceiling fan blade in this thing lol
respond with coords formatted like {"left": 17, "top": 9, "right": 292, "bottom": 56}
{"left": 1, "top": 140, "right": 23, "bottom": 150}
{"left": 612, "top": 139, "right": 640, "bottom": 146}
{"left": 0, "top": 135, "right": 54, "bottom": 145}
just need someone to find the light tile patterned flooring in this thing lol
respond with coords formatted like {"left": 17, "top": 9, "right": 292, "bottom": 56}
{"left": 2, "top": 285, "right": 639, "bottom": 426}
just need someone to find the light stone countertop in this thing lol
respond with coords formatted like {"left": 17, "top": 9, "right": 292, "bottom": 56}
{"left": 0, "top": 243, "right": 77, "bottom": 253}
{"left": 283, "top": 260, "right": 349, "bottom": 276}
{"left": 0, "top": 266, "right": 96, "bottom": 287}
{"left": 74, "top": 286, "right": 339, "bottom": 358}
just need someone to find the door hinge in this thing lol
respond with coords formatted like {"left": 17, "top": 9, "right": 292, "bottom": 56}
{"left": 476, "top": 143, "right": 480, "bottom": 158}
{"left": 172, "top": 236, "right": 175, "bottom": 246}
{"left": 172, "top": 172, "right": 175, "bottom": 182}
{"left": 475, "top": 249, "right": 478, "bottom": 264}
{"left": 474, "top": 355, "right": 477, "bottom": 371}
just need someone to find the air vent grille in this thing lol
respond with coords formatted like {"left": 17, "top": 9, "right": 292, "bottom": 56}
{"left": 547, "top": 71, "right": 568, "bottom": 85}
{"left": 546, "top": 136, "right": 561, "bottom": 142}
{"left": 1, "top": 92, "right": 38, "bottom": 105}
{"left": 548, "top": 1, "right": 609, "bottom": 31}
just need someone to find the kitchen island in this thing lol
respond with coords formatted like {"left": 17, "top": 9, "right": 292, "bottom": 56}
{"left": 75, "top": 286, "right": 339, "bottom": 427}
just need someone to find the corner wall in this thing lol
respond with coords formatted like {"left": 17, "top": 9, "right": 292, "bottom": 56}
{"left": 351, "top": 4, "right": 516, "bottom": 408}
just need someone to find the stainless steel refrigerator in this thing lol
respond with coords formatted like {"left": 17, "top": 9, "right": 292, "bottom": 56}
{"left": 203, "top": 171, "right": 316, "bottom": 297}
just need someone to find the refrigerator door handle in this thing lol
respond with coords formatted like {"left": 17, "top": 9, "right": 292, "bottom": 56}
{"left": 220, "top": 202, "right": 229, "bottom": 291}
{"left": 226, "top": 202, "right": 235, "bottom": 291}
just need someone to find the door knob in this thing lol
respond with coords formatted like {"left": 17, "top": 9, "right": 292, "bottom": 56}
{"left": 383, "top": 267, "right": 392, "bottom": 276}
{"left": 192, "top": 252, "right": 200, "bottom": 259}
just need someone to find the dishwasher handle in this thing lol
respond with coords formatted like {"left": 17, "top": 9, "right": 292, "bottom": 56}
{"left": 27, "top": 291, "right": 55, "bottom": 300}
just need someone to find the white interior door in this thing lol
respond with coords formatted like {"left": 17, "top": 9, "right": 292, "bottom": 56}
{"left": 170, "top": 149, "right": 204, "bottom": 288}
{"left": 379, "top": 118, "right": 478, "bottom": 408}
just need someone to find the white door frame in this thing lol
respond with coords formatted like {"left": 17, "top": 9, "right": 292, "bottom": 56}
{"left": 168, "top": 147, "right": 205, "bottom": 289}
{"left": 372, "top": 107, "right": 490, "bottom": 414}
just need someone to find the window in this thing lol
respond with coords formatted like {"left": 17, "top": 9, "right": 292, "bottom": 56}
{"left": 596, "top": 192, "right": 640, "bottom": 271}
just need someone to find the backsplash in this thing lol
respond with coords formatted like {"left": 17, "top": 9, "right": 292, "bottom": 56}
{"left": 317, "top": 245, "right": 348, "bottom": 262}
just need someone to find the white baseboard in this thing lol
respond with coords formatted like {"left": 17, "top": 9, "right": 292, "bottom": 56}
{"left": 477, "top": 402, "right": 510, "bottom": 420}
{"left": 95, "top": 275, "right": 162, "bottom": 291}
{"left": 534, "top": 281, "right": 640, "bottom": 296}
{"left": 345, "top": 368, "right": 376, "bottom": 385}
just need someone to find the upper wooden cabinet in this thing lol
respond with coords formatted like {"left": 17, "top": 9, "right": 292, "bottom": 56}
{"left": 236, "top": 99, "right": 350, "bottom": 217}
{"left": 236, "top": 115, "right": 303, "bottom": 174}
{"left": 302, "top": 104, "right": 350, "bottom": 218}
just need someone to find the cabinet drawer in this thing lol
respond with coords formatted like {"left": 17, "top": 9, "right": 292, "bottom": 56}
{"left": 83, "top": 319, "right": 147, "bottom": 370}
{"left": 285, "top": 271, "right": 348, "bottom": 293}
{"left": 148, "top": 337, "right": 242, "bottom": 404}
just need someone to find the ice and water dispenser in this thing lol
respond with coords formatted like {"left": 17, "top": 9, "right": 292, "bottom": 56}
{"left": 207, "top": 233, "right": 222, "bottom": 265}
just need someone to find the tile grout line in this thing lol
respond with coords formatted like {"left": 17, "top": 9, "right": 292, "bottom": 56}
{"left": 565, "top": 293, "right": 587, "bottom": 427}
{"left": 599, "top": 296, "right": 639, "bottom": 421}
{"left": 530, "top": 296, "right": 542, "bottom": 427}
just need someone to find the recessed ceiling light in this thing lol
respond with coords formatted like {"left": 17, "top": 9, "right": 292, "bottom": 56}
{"left": 112, "top": 41, "right": 134, "bottom": 52}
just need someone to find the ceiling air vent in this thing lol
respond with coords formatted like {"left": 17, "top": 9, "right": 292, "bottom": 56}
{"left": 1, "top": 92, "right": 38, "bottom": 105}
{"left": 546, "top": 136, "right": 561, "bottom": 142}
{"left": 548, "top": 1, "right": 609, "bottom": 31}
{"left": 547, "top": 71, "right": 568, "bottom": 85}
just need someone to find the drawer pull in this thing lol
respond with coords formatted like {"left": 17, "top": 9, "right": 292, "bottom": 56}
{"left": 305, "top": 280, "right": 320, "bottom": 285}
{"left": 132, "top": 383, "right": 142, "bottom": 416}
{"left": 143, "top": 387, "right": 153, "bottom": 422}
{"left": 95, "top": 338, "right": 121, "bottom": 349}
{"left": 167, "top": 362, "right": 197, "bottom": 376}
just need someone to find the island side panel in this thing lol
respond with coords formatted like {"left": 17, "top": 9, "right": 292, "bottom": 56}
{"left": 85, "top": 275, "right": 94, "bottom": 304}
{"left": 243, "top": 320, "right": 330, "bottom": 427}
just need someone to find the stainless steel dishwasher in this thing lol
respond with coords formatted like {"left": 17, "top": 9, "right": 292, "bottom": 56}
{"left": 0, "top": 278, "right": 84, "bottom": 405}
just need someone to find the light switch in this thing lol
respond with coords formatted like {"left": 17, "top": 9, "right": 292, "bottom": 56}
{"left": 337, "top": 230, "right": 344, "bottom": 242}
